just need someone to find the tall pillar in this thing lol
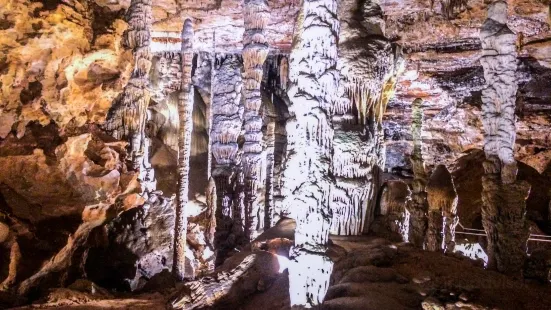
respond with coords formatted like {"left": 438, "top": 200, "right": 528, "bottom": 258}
{"left": 173, "top": 19, "right": 195, "bottom": 280}
{"left": 104, "top": 0, "right": 153, "bottom": 186}
{"left": 330, "top": 0, "right": 403, "bottom": 236}
{"left": 242, "top": 0, "right": 269, "bottom": 241}
{"left": 479, "top": 1, "right": 530, "bottom": 276}
{"left": 211, "top": 55, "right": 243, "bottom": 265}
{"left": 407, "top": 98, "right": 428, "bottom": 248}
{"left": 263, "top": 101, "right": 277, "bottom": 229}
{"left": 281, "top": 0, "right": 339, "bottom": 305}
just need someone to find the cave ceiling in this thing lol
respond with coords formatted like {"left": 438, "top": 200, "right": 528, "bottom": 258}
{"left": 95, "top": 0, "right": 551, "bottom": 173}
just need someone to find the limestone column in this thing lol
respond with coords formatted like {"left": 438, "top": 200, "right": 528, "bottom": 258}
{"left": 242, "top": 0, "right": 269, "bottom": 241}
{"left": 173, "top": 19, "right": 195, "bottom": 281}
{"left": 330, "top": 0, "right": 403, "bottom": 236}
{"left": 479, "top": 1, "right": 530, "bottom": 276}
{"left": 211, "top": 55, "right": 243, "bottom": 265}
{"left": 104, "top": 0, "right": 153, "bottom": 183}
{"left": 280, "top": 0, "right": 339, "bottom": 305}
{"left": 263, "top": 102, "right": 277, "bottom": 229}
{"left": 407, "top": 98, "right": 428, "bottom": 248}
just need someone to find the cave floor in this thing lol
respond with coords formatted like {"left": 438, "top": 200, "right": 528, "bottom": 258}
{"left": 11, "top": 235, "right": 551, "bottom": 310}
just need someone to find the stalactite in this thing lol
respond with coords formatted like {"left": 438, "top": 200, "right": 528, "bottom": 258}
{"left": 242, "top": 0, "right": 269, "bottom": 241}
{"left": 479, "top": 1, "right": 530, "bottom": 276}
{"left": 150, "top": 52, "right": 182, "bottom": 104}
{"left": 407, "top": 98, "right": 429, "bottom": 248}
{"left": 148, "top": 52, "right": 182, "bottom": 154}
{"left": 173, "top": 19, "right": 195, "bottom": 281}
{"left": 104, "top": 0, "right": 152, "bottom": 173}
{"left": 328, "top": 0, "right": 404, "bottom": 236}
{"left": 211, "top": 54, "right": 243, "bottom": 265}
{"left": 280, "top": 0, "right": 339, "bottom": 305}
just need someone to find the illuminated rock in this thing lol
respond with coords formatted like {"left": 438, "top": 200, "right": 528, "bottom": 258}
{"left": 279, "top": 0, "right": 339, "bottom": 304}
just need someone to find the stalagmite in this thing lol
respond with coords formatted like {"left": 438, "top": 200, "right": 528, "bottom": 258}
{"left": 211, "top": 55, "right": 244, "bottom": 264}
{"left": 280, "top": 0, "right": 339, "bottom": 305}
{"left": 426, "top": 165, "right": 458, "bottom": 252}
{"left": 407, "top": 98, "right": 429, "bottom": 248}
{"left": 105, "top": 0, "right": 153, "bottom": 174}
{"left": 479, "top": 1, "right": 530, "bottom": 276}
{"left": 173, "top": 19, "right": 195, "bottom": 281}
{"left": 206, "top": 177, "right": 217, "bottom": 247}
{"left": 330, "top": 0, "right": 403, "bottom": 236}
{"left": 379, "top": 181, "right": 409, "bottom": 241}
{"left": 263, "top": 97, "right": 278, "bottom": 229}
{"left": 242, "top": 0, "right": 269, "bottom": 241}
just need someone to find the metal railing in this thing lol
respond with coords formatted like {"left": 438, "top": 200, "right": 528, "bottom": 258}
{"left": 456, "top": 222, "right": 551, "bottom": 243}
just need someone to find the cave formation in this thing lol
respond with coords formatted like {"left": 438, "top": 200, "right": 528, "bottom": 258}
{"left": 1, "top": 0, "right": 551, "bottom": 309}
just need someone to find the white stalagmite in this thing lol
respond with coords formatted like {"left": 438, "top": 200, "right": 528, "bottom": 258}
{"left": 280, "top": 0, "right": 340, "bottom": 305}
{"left": 242, "top": 0, "right": 269, "bottom": 241}
{"left": 105, "top": 0, "right": 152, "bottom": 173}
{"left": 173, "top": 19, "right": 195, "bottom": 281}
{"left": 479, "top": 1, "right": 530, "bottom": 276}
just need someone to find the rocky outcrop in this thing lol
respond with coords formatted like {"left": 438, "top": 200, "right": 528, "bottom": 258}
{"left": 0, "top": 1, "right": 131, "bottom": 138}
{"left": 169, "top": 252, "right": 279, "bottom": 310}
{"left": 85, "top": 193, "right": 175, "bottom": 292}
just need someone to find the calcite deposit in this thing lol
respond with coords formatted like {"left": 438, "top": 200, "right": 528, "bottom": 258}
{"left": 0, "top": 0, "right": 551, "bottom": 308}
